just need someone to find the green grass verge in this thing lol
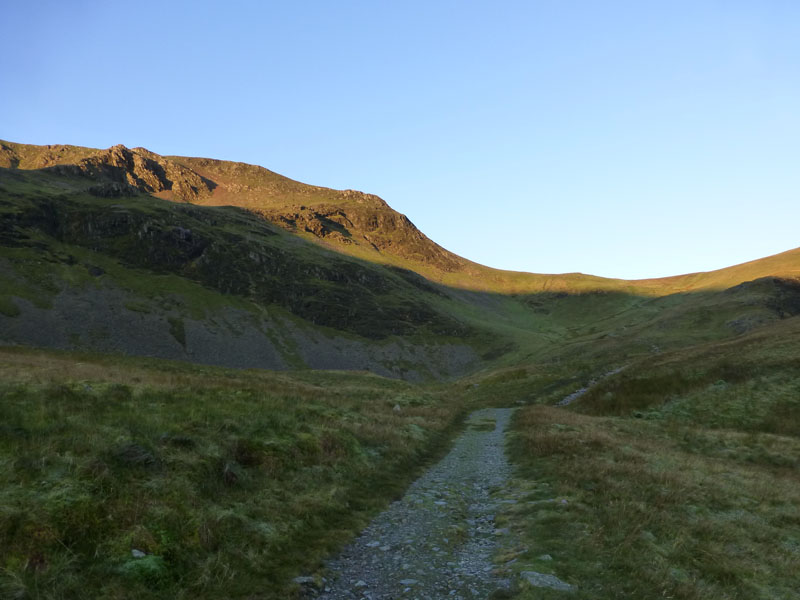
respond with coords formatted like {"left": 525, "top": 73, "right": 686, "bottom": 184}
{"left": 502, "top": 319, "right": 800, "bottom": 598}
{"left": 0, "top": 347, "right": 467, "bottom": 599}
{"left": 505, "top": 406, "right": 800, "bottom": 599}
{"left": 572, "top": 315, "right": 800, "bottom": 435}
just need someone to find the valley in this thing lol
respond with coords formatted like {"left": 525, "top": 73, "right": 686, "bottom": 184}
{"left": 1, "top": 140, "right": 798, "bottom": 598}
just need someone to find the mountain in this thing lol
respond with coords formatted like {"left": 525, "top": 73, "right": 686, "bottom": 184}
{"left": 1, "top": 139, "right": 799, "bottom": 378}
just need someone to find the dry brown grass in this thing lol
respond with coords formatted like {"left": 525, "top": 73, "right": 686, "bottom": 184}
{"left": 0, "top": 347, "right": 330, "bottom": 397}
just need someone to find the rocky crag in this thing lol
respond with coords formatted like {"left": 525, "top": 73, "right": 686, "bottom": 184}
{"left": 0, "top": 141, "right": 487, "bottom": 379}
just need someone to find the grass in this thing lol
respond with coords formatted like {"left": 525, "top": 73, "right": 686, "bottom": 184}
{"left": 1, "top": 166, "right": 478, "bottom": 347}
{"left": 8, "top": 138, "right": 800, "bottom": 298}
{"left": 573, "top": 315, "right": 800, "bottom": 434}
{"left": 505, "top": 406, "right": 800, "bottom": 599}
{"left": 4, "top": 138, "right": 800, "bottom": 600}
{"left": 4, "top": 144, "right": 800, "bottom": 378}
{"left": 0, "top": 295, "right": 21, "bottom": 316}
{"left": 0, "top": 347, "right": 468, "bottom": 599}
{"left": 501, "top": 317, "right": 800, "bottom": 598}
{"left": 5, "top": 337, "right": 799, "bottom": 599}
{"left": 0, "top": 240, "right": 272, "bottom": 331}
{"left": 166, "top": 317, "right": 186, "bottom": 347}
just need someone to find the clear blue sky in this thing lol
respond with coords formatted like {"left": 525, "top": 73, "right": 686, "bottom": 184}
{"left": 3, "top": 1, "right": 799, "bottom": 279}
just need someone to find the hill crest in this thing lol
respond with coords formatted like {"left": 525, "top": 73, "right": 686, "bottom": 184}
{"left": 2, "top": 139, "right": 797, "bottom": 295}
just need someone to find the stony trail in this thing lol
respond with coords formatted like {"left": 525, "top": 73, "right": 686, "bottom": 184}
{"left": 311, "top": 408, "right": 516, "bottom": 600}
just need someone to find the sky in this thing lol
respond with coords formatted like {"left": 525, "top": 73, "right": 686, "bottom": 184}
{"left": 2, "top": 0, "right": 799, "bottom": 279}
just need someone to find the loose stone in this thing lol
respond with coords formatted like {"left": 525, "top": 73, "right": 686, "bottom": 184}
{"left": 521, "top": 570, "right": 576, "bottom": 592}
{"left": 317, "top": 409, "right": 514, "bottom": 600}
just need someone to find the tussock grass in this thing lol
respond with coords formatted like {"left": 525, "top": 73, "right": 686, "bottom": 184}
{"left": 0, "top": 347, "right": 466, "bottom": 599}
{"left": 502, "top": 316, "right": 800, "bottom": 598}
{"left": 573, "top": 316, "right": 800, "bottom": 436}
{"left": 507, "top": 406, "right": 800, "bottom": 599}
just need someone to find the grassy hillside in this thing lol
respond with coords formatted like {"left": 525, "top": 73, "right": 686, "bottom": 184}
{"left": 572, "top": 312, "right": 800, "bottom": 430}
{"left": 0, "top": 346, "right": 468, "bottom": 599}
{"left": 2, "top": 139, "right": 800, "bottom": 599}
{"left": 3, "top": 326, "right": 799, "bottom": 599}
{"left": 7, "top": 139, "right": 797, "bottom": 296}
{"left": 494, "top": 313, "right": 800, "bottom": 599}
{"left": 506, "top": 405, "right": 800, "bottom": 599}
{"left": 3, "top": 139, "right": 800, "bottom": 381}
{"left": 0, "top": 160, "right": 494, "bottom": 379}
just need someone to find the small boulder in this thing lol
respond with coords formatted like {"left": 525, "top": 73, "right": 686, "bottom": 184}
{"left": 537, "top": 554, "right": 553, "bottom": 561}
{"left": 520, "top": 571, "right": 575, "bottom": 592}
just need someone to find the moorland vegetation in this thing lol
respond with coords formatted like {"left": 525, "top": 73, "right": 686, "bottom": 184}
{"left": 1, "top": 140, "right": 798, "bottom": 598}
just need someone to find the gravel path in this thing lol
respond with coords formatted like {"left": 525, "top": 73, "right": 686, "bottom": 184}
{"left": 311, "top": 408, "right": 515, "bottom": 600}
{"left": 555, "top": 366, "right": 626, "bottom": 406}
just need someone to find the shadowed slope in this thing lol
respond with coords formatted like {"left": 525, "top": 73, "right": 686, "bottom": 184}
{"left": 0, "top": 163, "right": 484, "bottom": 379}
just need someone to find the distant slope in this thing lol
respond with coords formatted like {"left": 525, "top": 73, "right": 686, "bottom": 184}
{"left": 571, "top": 311, "right": 800, "bottom": 434}
{"left": 0, "top": 140, "right": 644, "bottom": 293}
{"left": 0, "top": 141, "right": 471, "bottom": 275}
{"left": 635, "top": 246, "right": 800, "bottom": 293}
{"left": 0, "top": 146, "right": 487, "bottom": 379}
{"left": 2, "top": 139, "right": 799, "bottom": 377}
{"left": 4, "top": 139, "right": 797, "bottom": 295}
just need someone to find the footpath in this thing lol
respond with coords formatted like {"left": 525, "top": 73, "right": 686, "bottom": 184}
{"left": 309, "top": 408, "right": 516, "bottom": 600}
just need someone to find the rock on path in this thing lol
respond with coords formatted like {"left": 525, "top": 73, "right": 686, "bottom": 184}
{"left": 313, "top": 408, "right": 515, "bottom": 600}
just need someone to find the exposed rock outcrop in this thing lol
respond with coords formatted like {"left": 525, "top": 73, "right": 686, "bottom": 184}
{"left": 1, "top": 142, "right": 215, "bottom": 203}
{"left": 54, "top": 145, "right": 215, "bottom": 203}
{"left": 258, "top": 202, "right": 467, "bottom": 272}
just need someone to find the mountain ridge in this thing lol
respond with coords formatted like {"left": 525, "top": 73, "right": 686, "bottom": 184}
{"left": 1, "top": 145, "right": 798, "bottom": 600}
{"left": 2, "top": 138, "right": 799, "bottom": 379}
{"left": 4, "top": 139, "right": 797, "bottom": 295}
